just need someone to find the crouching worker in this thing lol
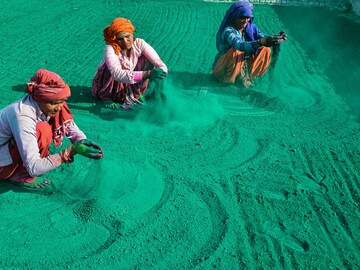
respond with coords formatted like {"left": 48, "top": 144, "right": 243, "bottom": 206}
{"left": 213, "top": 0, "right": 287, "bottom": 88}
{"left": 0, "top": 69, "right": 104, "bottom": 189}
{"left": 92, "top": 18, "right": 168, "bottom": 110}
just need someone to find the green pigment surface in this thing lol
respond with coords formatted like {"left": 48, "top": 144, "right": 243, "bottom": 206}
{"left": 0, "top": 1, "right": 359, "bottom": 269}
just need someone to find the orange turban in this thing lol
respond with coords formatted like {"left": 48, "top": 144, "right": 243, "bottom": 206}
{"left": 25, "top": 69, "right": 71, "bottom": 102}
{"left": 103, "top": 18, "right": 135, "bottom": 55}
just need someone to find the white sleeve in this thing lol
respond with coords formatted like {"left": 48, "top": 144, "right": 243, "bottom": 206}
{"left": 9, "top": 115, "right": 62, "bottom": 177}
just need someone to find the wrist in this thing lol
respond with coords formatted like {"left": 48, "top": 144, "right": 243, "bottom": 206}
{"left": 143, "top": 70, "right": 151, "bottom": 80}
{"left": 60, "top": 146, "right": 75, "bottom": 163}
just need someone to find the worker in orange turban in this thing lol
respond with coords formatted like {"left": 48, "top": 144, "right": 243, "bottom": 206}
{"left": 92, "top": 18, "right": 168, "bottom": 109}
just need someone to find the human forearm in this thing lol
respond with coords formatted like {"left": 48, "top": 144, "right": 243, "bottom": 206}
{"left": 226, "top": 29, "right": 260, "bottom": 53}
{"left": 25, "top": 154, "right": 62, "bottom": 177}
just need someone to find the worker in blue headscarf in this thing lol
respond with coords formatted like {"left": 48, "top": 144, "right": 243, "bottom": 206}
{"left": 213, "top": 0, "right": 287, "bottom": 88}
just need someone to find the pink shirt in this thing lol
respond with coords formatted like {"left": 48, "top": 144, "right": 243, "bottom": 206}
{"left": 0, "top": 95, "right": 86, "bottom": 176}
{"left": 98, "top": 38, "right": 168, "bottom": 84}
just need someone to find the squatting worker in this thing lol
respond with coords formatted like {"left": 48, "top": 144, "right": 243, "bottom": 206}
{"left": 0, "top": 69, "right": 103, "bottom": 189}
{"left": 213, "top": 0, "right": 287, "bottom": 88}
{"left": 92, "top": 18, "right": 168, "bottom": 109}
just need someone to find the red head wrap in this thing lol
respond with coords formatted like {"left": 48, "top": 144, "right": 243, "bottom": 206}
{"left": 25, "top": 69, "right": 71, "bottom": 102}
{"left": 25, "top": 69, "right": 73, "bottom": 147}
{"left": 103, "top": 18, "right": 135, "bottom": 55}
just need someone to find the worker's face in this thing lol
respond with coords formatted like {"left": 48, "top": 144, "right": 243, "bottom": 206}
{"left": 235, "top": 16, "right": 251, "bottom": 29}
{"left": 116, "top": 32, "right": 134, "bottom": 50}
{"left": 37, "top": 99, "right": 66, "bottom": 117}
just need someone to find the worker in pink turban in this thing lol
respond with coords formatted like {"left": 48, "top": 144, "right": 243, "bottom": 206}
{"left": 0, "top": 69, "right": 103, "bottom": 189}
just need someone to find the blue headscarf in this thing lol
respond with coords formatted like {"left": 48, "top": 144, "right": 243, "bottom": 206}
{"left": 216, "top": 0, "right": 259, "bottom": 52}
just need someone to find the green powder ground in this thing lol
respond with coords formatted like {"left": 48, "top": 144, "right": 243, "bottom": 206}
{"left": 0, "top": 1, "right": 359, "bottom": 269}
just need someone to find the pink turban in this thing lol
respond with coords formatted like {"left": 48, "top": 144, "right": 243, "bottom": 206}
{"left": 25, "top": 69, "right": 71, "bottom": 102}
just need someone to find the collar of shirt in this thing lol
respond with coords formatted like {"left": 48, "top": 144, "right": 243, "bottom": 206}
{"left": 24, "top": 95, "right": 51, "bottom": 122}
